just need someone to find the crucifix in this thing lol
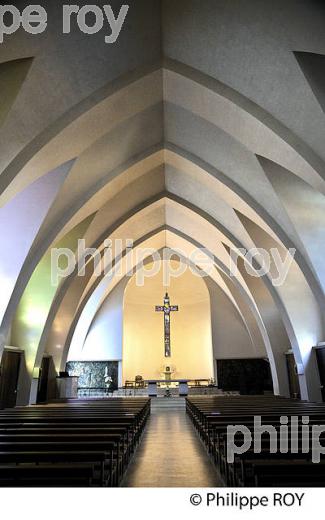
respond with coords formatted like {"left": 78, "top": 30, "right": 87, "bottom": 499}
{"left": 155, "top": 292, "right": 179, "bottom": 357}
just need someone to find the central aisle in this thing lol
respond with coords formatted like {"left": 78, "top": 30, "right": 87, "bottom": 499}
{"left": 121, "top": 399, "right": 223, "bottom": 487}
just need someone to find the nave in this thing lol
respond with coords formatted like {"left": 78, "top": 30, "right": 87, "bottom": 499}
{"left": 121, "top": 398, "right": 222, "bottom": 487}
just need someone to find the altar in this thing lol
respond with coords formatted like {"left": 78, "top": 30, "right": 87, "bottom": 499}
{"left": 146, "top": 379, "right": 210, "bottom": 397}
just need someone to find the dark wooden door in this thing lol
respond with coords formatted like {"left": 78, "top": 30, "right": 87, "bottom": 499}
{"left": 0, "top": 351, "right": 21, "bottom": 409}
{"left": 37, "top": 356, "right": 50, "bottom": 403}
{"left": 286, "top": 353, "right": 300, "bottom": 399}
{"left": 316, "top": 347, "right": 325, "bottom": 402}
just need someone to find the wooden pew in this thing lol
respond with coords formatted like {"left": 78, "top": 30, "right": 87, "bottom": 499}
{"left": 186, "top": 395, "right": 325, "bottom": 487}
{"left": 0, "top": 397, "right": 150, "bottom": 487}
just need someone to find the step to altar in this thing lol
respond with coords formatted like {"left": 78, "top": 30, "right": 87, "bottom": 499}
{"left": 150, "top": 397, "right": 186, "bottom": 411}
{"left": 113, "top": 387, "right": 223, "bottom": 397}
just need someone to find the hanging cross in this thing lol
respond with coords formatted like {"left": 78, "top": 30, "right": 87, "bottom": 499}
{"left": 155, "top": 292, "right": 179, "bottom": 357}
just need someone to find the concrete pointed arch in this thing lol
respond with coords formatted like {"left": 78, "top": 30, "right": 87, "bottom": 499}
{"left": 164, "top": 58, "right": 325, "bottom": 191}
{"left": 75, "top": 237, "right": 257, "bottom": 353}
{"left": 5, "top": 138, "right": 322, "bottom": 349}
{"left": 1, "top": 63, "right": 324, "bottom": 344}
{"left": 56, "top": 232, "right": 274, "bottom": 388}
{"left": 34, "top": 198, "right": 257, "bottom": 371}
{"left": 40, "top": 193, "right": 323, "bottom": 397}
{"left": 70, "top": 246, "right": 260, "bottom": 380}
{"left": 28, "top": 192, "right": 319, "bottom": 401}
{"left": 78, "top": 246, "right": 255, "bottom": 352}
{"left": 165, "top": 144, "right": 325, "bottom": 309}
{"left": 3, "top": 55, "right": 325, "bottom": 207}
{"left": 257, "top": 155, "right": 325, "bottom": 293}
{"left": 1, "top": 140, "right": 322, "bottom": 384}
{"left": 0, "top": 62, "right": 163, "bottom": 204}
{"left": 0, "top": 159, "right": 73, "bottom": 328}
{"left": 3, "top": 182, "right": 324, "bottom": 402}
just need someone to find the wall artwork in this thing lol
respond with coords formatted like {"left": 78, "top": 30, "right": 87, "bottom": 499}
{"left": 66, "top": 361, "right": 118, "bottom": 391}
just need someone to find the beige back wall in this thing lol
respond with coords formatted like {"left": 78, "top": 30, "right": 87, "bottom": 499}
{"left": 123, "top": 260, "right": 214, "bottom": 382}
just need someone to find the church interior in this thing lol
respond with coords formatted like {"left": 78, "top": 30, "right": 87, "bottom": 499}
{"left": 0, "top": 0, "right": 325, "bottom": 488}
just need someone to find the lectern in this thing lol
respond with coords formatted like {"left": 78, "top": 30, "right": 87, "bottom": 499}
{"left": 147, "top": 381, "right": 158, "bottom": 397}
{"left": 57, "top": 375, "right": 79, "bottom": 398}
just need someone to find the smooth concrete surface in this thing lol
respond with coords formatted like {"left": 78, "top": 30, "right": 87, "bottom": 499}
{"left": 121, "top": 406, "right": 223, "bottom": 487}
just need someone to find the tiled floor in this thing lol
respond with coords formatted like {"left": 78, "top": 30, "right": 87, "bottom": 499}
{"left": 121, "top": 408, "right": 223, "bottom": 487}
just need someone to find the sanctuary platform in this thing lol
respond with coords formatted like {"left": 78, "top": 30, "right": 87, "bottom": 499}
{"left": 113, "top": 386, "right": 223, "bottom": 398}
